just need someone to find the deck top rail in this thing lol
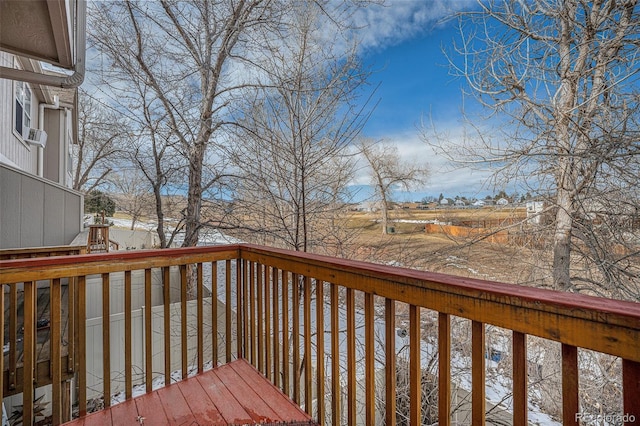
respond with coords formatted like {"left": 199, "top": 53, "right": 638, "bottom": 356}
{"left": 0, "top": 245, "right": 87, "bottom": 260}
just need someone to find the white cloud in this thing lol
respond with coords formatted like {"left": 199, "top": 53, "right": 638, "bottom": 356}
{"left": 349, "top": 1, "right": 474, "bottom": 53}
{"left": 351, "top": 126, "right": 498, "bottom": 200}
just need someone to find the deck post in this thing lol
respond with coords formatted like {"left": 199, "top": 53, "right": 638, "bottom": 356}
{"left": 623, "top": 359, "right": 640, "bottom": 426}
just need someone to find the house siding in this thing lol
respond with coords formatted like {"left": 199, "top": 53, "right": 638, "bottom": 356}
{"left": 0, "top": 164, "right": 83, "bottom": 249}
{"left": 0, "top": 52, "right": 38, "bottom": 173}
{"left": 43, "top": 107, "right": 62, "bottom": 183}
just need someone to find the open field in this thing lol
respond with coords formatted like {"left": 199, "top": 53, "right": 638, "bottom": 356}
{"left": 110, "top": 203, "right": 548, "bottom": 287}
{"left": 344, "top": 206, "right": 547, "bottom": 286}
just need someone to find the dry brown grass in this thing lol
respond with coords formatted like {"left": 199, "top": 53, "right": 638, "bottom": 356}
{"left": 344, "top": 207, "right": 547, "bottom": 287}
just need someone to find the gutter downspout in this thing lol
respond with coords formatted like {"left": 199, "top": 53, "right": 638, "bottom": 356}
{"left": 0, "top": 0, "right": 86, "bottom": 89}
{"left": 38, "top": 95, "right": 60, "bottom": 177}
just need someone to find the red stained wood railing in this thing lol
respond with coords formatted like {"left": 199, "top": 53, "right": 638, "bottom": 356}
{"left": 1, "top": 244, "right": 639, "bottom": 425}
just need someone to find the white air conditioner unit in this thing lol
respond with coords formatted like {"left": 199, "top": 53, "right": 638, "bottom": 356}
{"left": 23, "top": 128, "right": 48, "bottom": 148}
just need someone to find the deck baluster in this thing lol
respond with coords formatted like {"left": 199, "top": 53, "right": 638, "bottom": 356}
{"left": 197, "top": 263, "right": 204, "bottom": 374}
{"left": 410, "top": 305, "right": 421, "bottom": 425}
{"left": 316, "top": 280, "right": 325, "bottom": 424}
{"left": 331, "top": 283, "right": 340, "bottom": 426}
{"left": 438, "top": 313, "right": 451, "bottom": 426}
{"left": 623, "top": 359, "right": 640, "bottom": 425}
{"left": 211, "top": 261, "right": 218, "bottom": 368}
{"left": 365, "top": 292, "right": 375, "bottom": 425}
{"left": 562, "top": 344, "right": 579, "bottom": 426}
{"left": 304, "top": 276, "right": 312, "bottom": 415}
{"left": 385, "top": 298, "right": 396, "bottom": 426}
{"left": 144, "top": 269, "right": 152, "bottom": 393}
{"left": 346, "top": 288, "right": 356, "bottom": 425}
{"left": 102, "top": 273, "right": 111, "bottom": 407}
{"left": 292, "top": 273, "right": 301, "bottom": 405}
{"left": 512, "top": 331, "right": 527, "bottom": 426}
{"left": 124, "top": 271, "right": 132, "bottom": 399}
{"left": 272, "top": 267, "right": 280, "bottom": 389}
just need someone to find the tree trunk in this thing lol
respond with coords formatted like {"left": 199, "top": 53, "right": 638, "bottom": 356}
{"left": 153, "top": 183, "right": 167, "bottom": 248}
{"left": 381, "top": 194, "right": 389, "bottom": 235}
{"left": 552, "top": 5, "right": 577, "bottom": 291}
{"left": 183, "top": 143, "right": 205, "bottom": 247}
{"left": 553, "top": 188, "right": 573, "bottom": 291}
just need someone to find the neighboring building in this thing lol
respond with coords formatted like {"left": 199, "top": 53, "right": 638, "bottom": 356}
{"left": 496, "top": 197, "right": 509, "bottom": 206}
{"left": 399, "top": 202, "right": 421, "bottom": 210}
{"left": 357, "top": 201, "right": 379, "bottom": 212}
{"left": 0, "top": 1, "right": 85, "bottom": 249}
{"left": 454, "top": 199, "right": 466, "bottom": 208}
{"left": 526, "top": 201, "right": 545, "bottom": 225}
{"left": 472, "top": 199, "right": 486, "bottom": 207}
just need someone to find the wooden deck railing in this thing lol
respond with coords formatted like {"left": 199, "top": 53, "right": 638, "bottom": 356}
{"left": 0, "top": 245, "right": 86, "bottom": 412}
{"left": 0, "top": 244, "right": 639, "bottom": 425}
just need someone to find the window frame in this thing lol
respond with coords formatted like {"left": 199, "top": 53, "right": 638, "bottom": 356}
{"left": 13, "top": 79, "right": 33, "bottom": 148}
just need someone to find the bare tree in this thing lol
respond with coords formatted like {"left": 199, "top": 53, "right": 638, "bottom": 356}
{"left": 110, "top": 170, "right": 154, "bottom": 230}
{"left": 227, "top": 1, "right": 371, "bottom": 253}
{"left": 430, "top": 0, "right": 640, "bottom": 296}
{"left": 128, "top": 80, "right": 187, "bottom": 248}
{"left": 359, "top": 138, "right": 428, "bottom": 235}
{"left": 88, "top": 0, "right": 283, "bottom": 247}
{"left": 73, "top": 90, "right": 126, "bottom": 192}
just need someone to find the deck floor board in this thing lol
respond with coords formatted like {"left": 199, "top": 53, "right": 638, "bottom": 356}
{"left": 63, "top": 359, "right": 317, "bottom": 426}
{"left": 108, "top": 398, "right": 138, "bottom": 425}
{"left": 213, "top": 363, "right": 282, "bottom": 423}
{"left": 177, "top": 378, "right": 226, "bottom": 425}
{"left": 157, "top": 383, "right": 198, "bottom": 425}
{"left": 230, "top": 359, "right": 311, "bottom": 420}
{"left": 134, "top": 391, "right": 170, "bottom": 425}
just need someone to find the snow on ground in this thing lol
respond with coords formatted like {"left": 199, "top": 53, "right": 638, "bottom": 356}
{"left": 445, "top": 255, "right": 497, "bottom": 280}
{"left": 371, "top": 219, "right": 452, "bottom": 225}
{"left": 104, "top": 217, "right": 242, "bottom": 246}
{"left": 107, "top": 217, "right": 157, "bottom": 231}
{"left": 173, "top": 228, "right": 242, "bottom": 246}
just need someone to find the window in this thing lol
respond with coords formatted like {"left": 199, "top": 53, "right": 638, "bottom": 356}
{"left": 15, "top": 80, "right": 32, "bottom": 137}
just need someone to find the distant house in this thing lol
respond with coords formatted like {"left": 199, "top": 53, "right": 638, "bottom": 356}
{"left": 400, "top": 202, "right": 421, "bottom": 210}
{"left": 440, "top": 198, "right": 449, "bottom": 206}
{"left": 496, "top": 198, "right": 509, "bottom": 206}
{"left": 473, "top": 200, "right": 486, "bottom": 207}
{"left": 526, "top": 201, "right": 545, "bottom": 224}
{"left": 357, "top": 201, "right": 379, "bottom": 212}
{"left": 454, "top": 199, "right": 466, "bottom": 208}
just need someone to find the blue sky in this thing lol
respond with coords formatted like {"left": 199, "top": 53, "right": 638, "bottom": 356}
{"left": 350, "top": 1, "right": 499, "bottom": 201}
{"left": 84, "top": 1, "right": 496, "bottom": 202}
{"left": 362, "top": 27, "right": 463, "bottom": 137}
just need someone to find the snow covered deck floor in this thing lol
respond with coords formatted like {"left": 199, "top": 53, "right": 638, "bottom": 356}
{"left": 64, "top": 359, "right": 317, "bottom": 426}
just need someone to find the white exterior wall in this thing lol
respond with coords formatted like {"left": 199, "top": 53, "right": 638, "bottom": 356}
{"left": 0, "top": 52, "right": 38, "bottom": 174}
{"left": 43, "top": 107, "right": 74, "bottom": 187}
